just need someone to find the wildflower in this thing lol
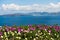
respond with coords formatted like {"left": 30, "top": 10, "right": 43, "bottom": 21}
{"left": 44, "top": 33, "right": 46, "bottom": 35}
{"left": 4, "top": 32, "right": 7, "bottom": 36}
{"left": 5, "top": 38, "right": 8, "bottom": 40}
{"left": 18, "top": 32, "right": 21, "bottom": 35}
{"left": 51, "top": 37, "right": 54, "bottom": 40}
{"left": 23, "top": 29, "right": 29, "bottom": 33}
{"left": 16, "top": 37, "right": 19, "bottom": 39}
{"left": 16, "top": 36, "right": 21, "bottom": 39}
{"left": 54, "top": 33, "right": 56, "bottom": 36}
{"left": 33, "top": 38, "right": 36, "bottom": 40}
{"left": 0, "top": 32, "right": 2, "bottom": 36}
{"left": 11, "top": 32, "right": 14, "bottom": 36}
{"left": 4, "top": 32, "right": 8, "bottom": 37}
{"left": 30, "top": 31, "right": 32, "bottom": 33}
{"left": 18, "top": 37, "right": 21, "bottom": 39}
{"left": 25, "top": 38, "right": 28, "bottom": 40}
{"left": 14, "top": 31, "right": 17, "bottom": 33}
{"left": 5, "top": 27, "right": 9, "bottom": 32}
{"left": 29, "top": 27, "right": 36, "bottom": 31}
{"left": 17, "top": 27, "right": 23, "bottom": 32}
{"left": 35, "top": 33, "right": 38, "bottom": 36}
{"left": 30, "top": 36, "right": 32, "bottom": 38}
{"left": 54, "top": 26, "right": 59, "bottom": 32}
{"left": 7, "top": 31, "right": 10, "bottom": 34}
{"left": 48, "top": 30, "right": 51, "bottom": 33}
{"left": 11, "top": 27, "right": 16, "bottom": 31}
{"left": 36, "top": 37, "right": 38, "bottom": 39}
{"left": 57, "top": 35, "right": 59, "bottom": 38}
{"left": 46, "top": 36, "right": 48, "bottom": 38}
{"left": 44, "top": 29, "right": 47, "bottom": 31}
{"left": 6, "top": 29, "right": 9, "bottom": 32}
{"left": 38, "top": 30, "right": 41, "bottom": 33}
{"left": 1, "top": 36, "right": 3, "bottom": 38}
{"left": 48, "top": 33, "right": 50, "bottom": 35}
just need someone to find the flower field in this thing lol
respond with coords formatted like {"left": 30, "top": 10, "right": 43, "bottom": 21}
{"left": 0, "top": 25, "right": 60, "bottom": 40}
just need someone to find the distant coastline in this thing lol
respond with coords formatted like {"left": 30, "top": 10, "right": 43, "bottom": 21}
{"left": 1, "top": 12, "right": 60, "bottom": 16}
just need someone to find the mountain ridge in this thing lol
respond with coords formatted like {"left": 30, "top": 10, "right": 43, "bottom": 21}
{"left": 1, "top": 12, "right": 60, "bottom": 16}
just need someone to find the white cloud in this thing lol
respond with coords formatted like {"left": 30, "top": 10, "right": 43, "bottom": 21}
{"left": 1, "top": 2, "right": 60, "bottom": 12}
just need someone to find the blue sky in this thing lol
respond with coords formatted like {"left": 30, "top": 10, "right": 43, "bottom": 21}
{"left": 0, "top": 0, "right": 60, "bottom": 15}
{"left": 0, "top": 0, "right": 60, "bottom": 5}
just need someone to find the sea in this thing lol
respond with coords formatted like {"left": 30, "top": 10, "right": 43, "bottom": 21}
{"left": 0, "top": 16, "right": 60, "bottom": 26}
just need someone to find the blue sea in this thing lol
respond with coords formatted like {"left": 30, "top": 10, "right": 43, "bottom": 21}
{"left": 0, "top": 16, "right": 60, "bottom": 26}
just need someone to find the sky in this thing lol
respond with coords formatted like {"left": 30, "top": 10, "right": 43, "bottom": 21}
{"left": 0, "top": 0, "right": 60, "bottom": 15}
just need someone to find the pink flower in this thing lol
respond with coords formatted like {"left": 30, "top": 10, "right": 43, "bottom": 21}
{"left": 17, "top": 27, "right": 23, "bottom": 32}
{"left": 29, "top": 27, "right": 36, "bottom": 31}
{"left": 5, "top": 28, "right": 9, "bottom": 32}
{"left": 23, "top": 29, "right": 29, "bottom": 33}
{"left": 9, "top": 27, "right": 16, "bottom": 31}
{"left": 54, "top": 26, "right": 60, "bottom": 32}
{"left": 0, "top": 32, "right": 2, "bottom": 36}
{"left": 48, "top": 30, "right": 51, "bottom": 33}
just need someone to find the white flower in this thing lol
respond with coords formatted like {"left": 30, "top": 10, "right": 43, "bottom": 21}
{"left": 14, "top": 31, "right": 17, "bottom": 33}
{"left": 36, "top": 37, "right": 38, "bottom": 39}
{"left": 48, "top": 33, "right": 50, "bottom": 35}
{"left": 38, "top": 30, "right": 40, "bottom": 33}
{"left": 30, "top": 31, "right": 32, "bottom": 33}
{"left": 33, "top": 38, "right": 36, "bottom": 40}
{"left": 11, "top": 32, "right": 14, "bottom": 36}
{"left": 16, "top": 37, "right": 19, "bottom": 38}
{"left": 45, "top": 29, "right": 47, "bottom": 31}
{"left": 1, "top": 36, "right": 3, "bottom": 38}
{"left": 44, "top": 33, "right": 46, "bottom": 35}
{"left": 46, "top": 36, "right": 48, "bottom": 38}
{"left": 30, "top": 36, "right": 32, "bottom": 38}
{"left": 54, "top": 34, "right": 56, "bottom": 36}
{"left": 57, "top": 35, "right": 59, "bottom": 38}
{"left": 18, "top": 32, "right": 21, "bottom": 35}
{"left": 25, "top": 38, "right": 28, "bottom": 40}
{"left": 18, "top": 37, "right": 21, "bottom": 39}
{"left": 35, "top": 33, "right": 38, "bottom": 36}
{"left": 51, "top": 37, "right": 54, "bottom": 40}
{"left": 4, "top": 32, "right": 7, "bottom": 35}
{"left": 7, "top": 31, "right": 10, "bottom": 34}
{"left": 5, "top": 38, "right": 8, "bottom": 40}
